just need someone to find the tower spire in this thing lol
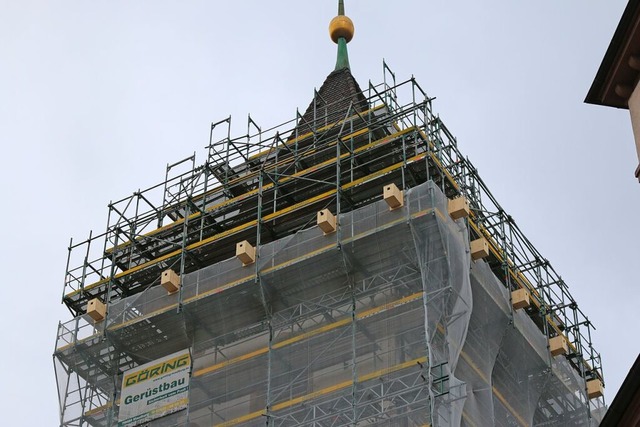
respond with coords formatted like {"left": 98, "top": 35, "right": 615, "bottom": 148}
{"left": 329, "top": 0, "right": 354, "bottom": 70}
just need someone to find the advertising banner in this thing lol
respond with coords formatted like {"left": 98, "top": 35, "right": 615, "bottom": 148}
{"left": 118, "top": 349, "right": 191, "bottom": 426}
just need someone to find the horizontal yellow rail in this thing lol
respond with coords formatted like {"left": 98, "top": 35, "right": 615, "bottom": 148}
{"left": 67, "top": 132, "right": 422, "bottom": 300}
{"left": 59, "top": 206, "right": 441, "bottom": 355}
{"left": 415, "top": 126, "right": 568, "bottom": 348}
{"left": 459, "top": 348, "right": 527, "bottom": 427}
{"left": 86, "top": 313, "right": 530, "bottom": 427}
{"left": 215, "top": 356, "right": 428, "bottom": 427}
{"left": 84, "top": 326, "right": 528, "bottom": 427}
{"left": 466, "top": 216, "right": 582, "bottom": 365}
{"left": 104, "top": 125, "right": 416, "bottom": 255}
{"left": 83, "top": 402, "right": 112, "bottom": 418}
{"left": 159, "top": 105, "right": 386, "bottom": 221}
{"left": 247, "top": 103, "right": 385, "bottom": 162}
{"left": 193, "top": 292, "right": 424, "bottom": 378}
{"left": 467, "top": 218, "right": 567, "bottom": 336}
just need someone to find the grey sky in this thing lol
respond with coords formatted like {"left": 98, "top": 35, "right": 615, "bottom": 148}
{"left": 0, "top": 1, "right": 636, "bottom": 424}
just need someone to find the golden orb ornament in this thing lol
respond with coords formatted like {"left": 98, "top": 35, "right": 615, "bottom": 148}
{"left": 329, "top": 15, "right": 354, "bottom": 44}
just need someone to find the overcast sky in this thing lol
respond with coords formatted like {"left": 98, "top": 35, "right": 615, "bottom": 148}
{"left": 0, "top": 1, "right": 637, "bottom": 425}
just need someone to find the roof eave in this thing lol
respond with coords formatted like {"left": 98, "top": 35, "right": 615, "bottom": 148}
{"left": 585, "top": 0, "right": 640, "bottom": 109}
{"left": 600, "top": 355, "right": 640, "bottom": 426}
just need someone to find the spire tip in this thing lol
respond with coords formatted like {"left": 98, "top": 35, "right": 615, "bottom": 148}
{"left": 329, "top": 0, "right": 354, "bottom": 70}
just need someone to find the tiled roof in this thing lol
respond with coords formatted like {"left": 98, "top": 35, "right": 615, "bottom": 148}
{"left": 291, "top": 67, "right": 369, "bottom": 139}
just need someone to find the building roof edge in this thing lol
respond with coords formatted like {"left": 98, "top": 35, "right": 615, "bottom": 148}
{"left": 585, "top": 0, "right": 640, "bottom": 109}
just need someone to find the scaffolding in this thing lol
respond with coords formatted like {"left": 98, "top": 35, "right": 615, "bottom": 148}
{"left": 54, "top": 63, "right": 605, "bottom": 426}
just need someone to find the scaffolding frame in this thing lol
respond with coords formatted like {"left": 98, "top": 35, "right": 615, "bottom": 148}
{"left": 54, "top": 63, "right": 604, "bottom": 427}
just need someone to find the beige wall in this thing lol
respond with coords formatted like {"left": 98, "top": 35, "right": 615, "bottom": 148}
{"left": 627, "top": 81, "right": 640, "bottom": 177}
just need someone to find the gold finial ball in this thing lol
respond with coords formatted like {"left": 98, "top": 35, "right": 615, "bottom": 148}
{"left": 329, "top": 15, "right": 354, "bottom": 44}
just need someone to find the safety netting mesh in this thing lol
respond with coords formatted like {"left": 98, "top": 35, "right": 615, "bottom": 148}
{"left": 54, "top": 180, "right": 599, "bottom": 426}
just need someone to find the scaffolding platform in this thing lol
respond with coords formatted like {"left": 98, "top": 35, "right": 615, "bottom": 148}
{"left": 54, "top": 68, "right": 605, "bottom": 426}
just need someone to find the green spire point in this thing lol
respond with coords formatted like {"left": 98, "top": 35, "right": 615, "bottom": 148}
{"left": 331, "top": 0, "right": 352, "bottom": 70}
{"left": 335, "top": 37, "right": 350, "bottom": 70}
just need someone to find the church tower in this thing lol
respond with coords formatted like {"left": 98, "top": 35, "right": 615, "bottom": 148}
{"left": 54, "top": 2, "right": 605, "bottom": 425}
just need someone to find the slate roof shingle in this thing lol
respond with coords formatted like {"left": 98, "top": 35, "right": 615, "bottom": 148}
{"left": 291, "top": 67, "right": 369, "bottom": 139}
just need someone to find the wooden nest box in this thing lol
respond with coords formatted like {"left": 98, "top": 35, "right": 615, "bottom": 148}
{"left": 383, "top": 183, "right": 404, "bottom": 210}
{"left": 448, "top": 196, "right": 470, "bottom": 220}
{"left": 236, "top": 241, "right": 256, "bottom": 266}
{"left": 161, "top": 269, "right": 181, "bottom": 294}
{"left": 511, "top": 288, "right": 531, "bottom": 310}
{"left": 86, "top": 298, "right": 106, "bottom": 323}
{"left": 317, "top": 209, "right": 337, "bottom": 234}
{"left": 549, "top": 335, "right": 568, "bottom": 357}
{"left": 470, "top": 238, "right": 489, "bottom": 260}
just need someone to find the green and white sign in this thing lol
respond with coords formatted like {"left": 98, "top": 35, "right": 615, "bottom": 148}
{"left": 118, "top": 349, "right": 191, "bottom": 426}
